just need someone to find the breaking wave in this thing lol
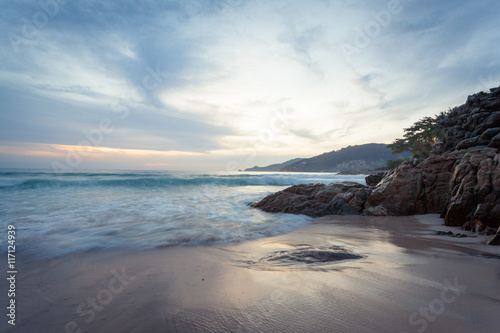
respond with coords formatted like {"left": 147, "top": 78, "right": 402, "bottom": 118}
{"left": 0, "top": 171, "right": 366, "bottom": 189}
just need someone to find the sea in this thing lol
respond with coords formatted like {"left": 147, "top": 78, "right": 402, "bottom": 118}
{"left": 0, "top": 169, "right": 367, "bottom": 259}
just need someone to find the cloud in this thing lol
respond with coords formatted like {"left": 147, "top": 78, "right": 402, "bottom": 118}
{"left": 1, "top": 0, "right": 499, "bottom": 170}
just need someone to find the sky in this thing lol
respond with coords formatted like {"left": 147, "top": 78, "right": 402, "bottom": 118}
{"left": 1, "top": 0, "right": 499, "bottom": 171}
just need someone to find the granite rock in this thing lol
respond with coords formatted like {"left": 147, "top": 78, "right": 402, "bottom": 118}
{"left": 251, "top": 86, "right": 500, "bottom": 230}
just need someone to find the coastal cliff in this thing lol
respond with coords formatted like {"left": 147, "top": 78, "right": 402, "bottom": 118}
{"left": 250, "top": 86, "right": 500, "bottom": 233}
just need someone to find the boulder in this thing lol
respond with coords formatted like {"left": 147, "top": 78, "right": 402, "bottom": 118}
{"left": 250, "top": 86, "right": 500, "bottom": 228}
{"left": 488, "top": 133, "right": 500, "bottom": 148}
{"left": 456, "top": 136, "right": 479, "bottom": 150}
{"left": 486, "top": 234, "right": 500, "bottom": 245}
{"left": 490, "top": 87, "right": 500, "bottom": 96}
{"left": 358, "top": 88, "right": 499, "bottom": 226}
{"left": 480, "top": 127, "right": 500, "bottom": 141}
{"left": 487, "top": 203, "right": 500, "bottom": 227}
{"left": 365, "top": 172, "right": 386, "bottom": 186}
{"left": 249, "top": 182, "right": 370, "bottom": 217}
{"left": 484, "top": 112, "right": 500, "bottom": 128}
{"left": 473, "top": 204, "right": 491, "bottom": 222}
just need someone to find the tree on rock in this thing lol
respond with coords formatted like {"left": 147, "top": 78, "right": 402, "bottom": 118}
{"left": 387, "top": 112, "right": 447, "bottom": 158}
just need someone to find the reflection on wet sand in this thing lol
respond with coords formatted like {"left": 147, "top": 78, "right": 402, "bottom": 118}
{"left": 6, "top": 214, "right": 500, "bottom": 333}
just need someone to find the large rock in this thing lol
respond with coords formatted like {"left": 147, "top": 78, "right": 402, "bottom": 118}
{"left": 488, "top": 203, "right": 500, "bottom": 227}
{"left": 486, "top": 234, "right": 500, "bottom": 246}
{"left": 366, "top": 87, "right": 500, "bottom": 227}
{"left": 456, "top": 136, "right": 479, "bottom": 150}
{"left": 365, "top": 172, "right": 386, "bottom": 186}
{"left": 488, "top": 133, "right": 500, "bottom": 148}
{"left": 480, "top": 127, "right": 500, "bottom": 141}
{"left": 249, "top": 182, "right": 370, "bottom": 217}
{"left": 365, "top": 153, "right": 454, "bottom": 216}
{"left": 365, "top": 146, "right": 499, "bottom": 227}
{"left": 250, "top": 86, "right": 500, "bottom": 230}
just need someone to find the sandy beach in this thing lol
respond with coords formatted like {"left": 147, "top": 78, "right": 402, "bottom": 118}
{"left": 3, "top": 214, "right": 500, "bottom": 333}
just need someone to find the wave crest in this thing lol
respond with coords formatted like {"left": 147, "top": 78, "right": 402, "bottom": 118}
{"left": 0, "top": 173, "right": 366, "bottom": 189}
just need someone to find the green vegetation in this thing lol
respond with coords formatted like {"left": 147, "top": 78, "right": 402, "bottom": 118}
{"left": 385, "top": 158, "right": 408, "bottom": 169}
{"left": 387, "top": 111, "right": 448, "bottom": 158}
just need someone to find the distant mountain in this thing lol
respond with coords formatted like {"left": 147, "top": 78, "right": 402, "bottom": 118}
{"left": 244, "top": 144, "right": 409, "bottom": 173}
{"left": 281, "top": 143, "right": 408, "bottom": 172}
{"left": 245, "top": 158, "right": 305, "bottom": 172}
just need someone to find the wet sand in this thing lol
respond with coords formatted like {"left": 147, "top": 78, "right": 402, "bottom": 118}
{"left": 2, "top": 214, "right": 500, "bottom": 333}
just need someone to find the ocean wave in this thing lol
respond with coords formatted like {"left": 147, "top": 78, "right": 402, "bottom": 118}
{"left": 0, "top": 173, "right": 366, "bottom": 189}
{"left": 0, "top": 207, "right": 312, "bottom": 260}
{"left": 0, "top": 170, "right": 366, "bottom": 260}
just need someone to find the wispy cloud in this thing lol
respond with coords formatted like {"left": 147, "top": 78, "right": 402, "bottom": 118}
{"left": 1, "top": 0, "right": 499, "bottom": 170}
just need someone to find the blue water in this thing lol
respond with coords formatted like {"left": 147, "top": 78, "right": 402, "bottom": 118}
{"left": 0, "top": 169, "right": 367, "bottom": 259}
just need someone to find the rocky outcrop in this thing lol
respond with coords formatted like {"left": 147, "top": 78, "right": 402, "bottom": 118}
{"left": 487, "top": 234, "right": 500, "bottom": 245}
{"left": 442, "top": 87, "right": 500, "bottom": 151}
{"left": 366, "top": 86, "right": 500, "bottom": 228}
{"left": 365, "top": 147, "right": 500, "bottom": 227}
{"left": 365, "top": 172, "right": 386, "bottom": 187}
{"left": 251, "top": 86, "right": 500, "bottom": 238}
{"left": 249, "top": 182, "right": 370, "bottom": 217}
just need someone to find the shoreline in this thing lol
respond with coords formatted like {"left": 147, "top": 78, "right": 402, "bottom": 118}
{"left": 3, "top": 214, "right": 500, "bottom": 332}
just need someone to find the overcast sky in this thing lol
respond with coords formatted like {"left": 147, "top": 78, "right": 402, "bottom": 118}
{"left": 1, "top": 0, "right": 499, "bottom": 171}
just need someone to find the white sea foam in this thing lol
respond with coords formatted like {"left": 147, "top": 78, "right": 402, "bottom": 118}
{"left": 0, "top": 170, "right": 367, "bottom": 259}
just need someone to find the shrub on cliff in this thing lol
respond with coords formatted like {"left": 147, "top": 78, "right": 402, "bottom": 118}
{"left": 387, "top": 112, "right": 448, "bottom": 158}
{"left": 385, "top": 158, "right": 407, "bottom": 169}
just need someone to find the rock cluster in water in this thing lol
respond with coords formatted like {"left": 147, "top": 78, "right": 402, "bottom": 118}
{"left": 250, "top": 86, "right": 500, "bottom": 241}
{"left": 250, "top": 182, "right": 369, "bottom": 216}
